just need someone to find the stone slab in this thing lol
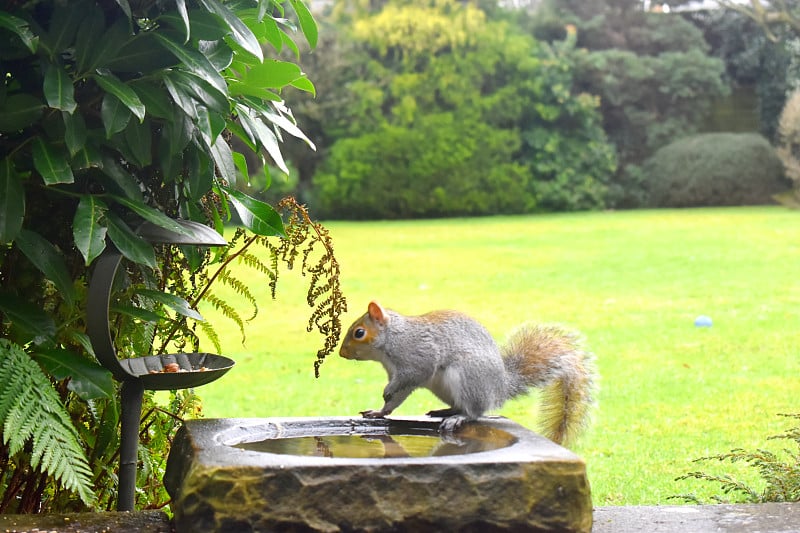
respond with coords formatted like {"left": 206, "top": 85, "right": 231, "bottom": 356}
{"left": 0, "top": 510, "right": 172, "bottom": 532}
{"left": 3, "top": 503, "right": 800, "bottom": 532}
{"left": 164, "top": 416, "right": 592, "bottom": 532}
{"left": 593, "top": 502, "right": 800, "bottom": 533}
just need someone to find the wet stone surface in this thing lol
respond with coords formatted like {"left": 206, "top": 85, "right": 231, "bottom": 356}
{"left": 0, "top": 510, "right": 172, "bottom": 532}
{"left": 164, "top": 416, "right": 593, "bottom": 532}
{"left": 4, "top": 499, "right": 800, "bottom": 532}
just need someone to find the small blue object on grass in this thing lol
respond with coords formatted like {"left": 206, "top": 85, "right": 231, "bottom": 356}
{"left": 694, "top": 315, "right": 713, "bottom": 327}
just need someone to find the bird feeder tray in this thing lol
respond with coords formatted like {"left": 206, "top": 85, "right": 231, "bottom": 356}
{"left": 120, "top": 352, "right": 236, "bottom": 391}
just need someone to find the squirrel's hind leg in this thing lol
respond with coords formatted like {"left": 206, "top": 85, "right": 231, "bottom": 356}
{"left": 439, "top": 414, "right": 472, "bottom": 433}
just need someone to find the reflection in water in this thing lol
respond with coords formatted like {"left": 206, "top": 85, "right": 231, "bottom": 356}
{"left": 234, "top": 424, "right": 517, "bottom": 458}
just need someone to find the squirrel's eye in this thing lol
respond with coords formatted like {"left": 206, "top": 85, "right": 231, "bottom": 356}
{"left": 353, "top": 327, "right": 366, "bottom": 340}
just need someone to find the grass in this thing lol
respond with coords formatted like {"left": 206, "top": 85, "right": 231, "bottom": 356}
{"left": 190, "top": 206, "right": 800, "bottom": 506}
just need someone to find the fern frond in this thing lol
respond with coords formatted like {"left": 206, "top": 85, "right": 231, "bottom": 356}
{"left": 275, "top": 197, "right": 347, "bottom": 377}
{"left": 4, "top": 386, "right": 42, "bottom": 454}
{"left": 197, "top": 319, "right": 222, "bottom": 354}
{"left": 204, "top": 292, "right": 246, "bottom": 343}
{"left": 218, "top": 269, "right": 258, "bottom": 321}
{"left": 0, "top": 339, "right": 95, "bottom": 506}
{"left": 239, "top": 251, "right": 277, "bottom": 280}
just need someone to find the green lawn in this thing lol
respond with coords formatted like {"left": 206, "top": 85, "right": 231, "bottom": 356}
{"left": 191, "top": 206, "right": 800, "bottom": 506}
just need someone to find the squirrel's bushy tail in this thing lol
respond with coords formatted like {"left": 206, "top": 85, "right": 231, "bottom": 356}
{"left": 502, "top": 324, "right": 596, "bottom": 447}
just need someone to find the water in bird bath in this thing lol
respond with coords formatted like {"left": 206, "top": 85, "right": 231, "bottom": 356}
{"left": 232, "top": 422, "right": 517, "bottom": 458}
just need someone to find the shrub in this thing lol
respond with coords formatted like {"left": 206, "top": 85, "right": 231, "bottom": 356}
{"left": 312, "top": 114, "right": 534, "bottom": 219}
{"left": 674, "top": 413, "right": 800, "bottom": 504}
{"left": 642, "top": 133, "right": 788, "bottom": 207}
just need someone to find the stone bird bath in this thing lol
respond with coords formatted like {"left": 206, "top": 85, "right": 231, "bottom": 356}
{"left": 164, "top": 416, "right": 592, "bottom": 532}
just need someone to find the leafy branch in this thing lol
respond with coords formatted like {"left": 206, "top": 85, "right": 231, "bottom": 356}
{"left": 156, "top": 197, "right": 347, "bottom": 376}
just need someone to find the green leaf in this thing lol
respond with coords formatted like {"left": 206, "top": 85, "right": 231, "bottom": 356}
{"left": 73, "top": 195, "right": 108, "bottom": 266}
{"left": 109, "top": 195, "right": 191, "bottom": 236}
{"left": 289, "top": 0, "right": 318, "bottom": 48}
{"left": 134, "top": 289, "right": 204, "bottom": 321}
{"left": 15, "top": 230, "right": 77, "bottom": 307}
{"left": 223, "top": 186, "right": 284, "bottom": 236}
{"left": 130, "top": 79, "right": 174, "bottom": 119}
{"left": 280, "top": 29, "right": 300, "bottom": 58}
{"left": 153, "top": 32, "right": 227, "bottom": 95}
{"left": 160, "top": 9, "right": 228, "bottom": 41}
{"left": 121, "top": 117, "right": 153, "bottom": 168}
{"left": 261, "top": 16, "right": 283, "bottom": 52}
{"left": 0, "top": 94, "right": 44, "bottom": 133}
{"left": 0, "top": 12, "right": 38, "bottom": 53}
{"left": 263, "top": 104, "right": 315, "bottom": 149}
{"left": 0, "top": 158, "right": 25, "bottom": 244}
{"left": 43, "top": 61, "right": 77, "bottom": 113}
{"left": 93, "top": 70, "right": 145, "bottom": 122}
{"left": 62, "top": 111, "right": 87, "bottom": 156}
{"left": 162, "top": 74, "right": 197, "bottom": 119}
{"left": 116, "top": 0, "right": 132, "bottom": 19}
{"left": 175, "top": 0, "right": 191, "bottom": 42}
{"left": 105, "top": 33, "right": 177, "bottom": 72}
{"left": 210, "top": 137, "right": 236, "bottom": 186}
{"left": 0, "top": 294, "right": 56, "bottom": 342}
{"left": 160, "top": 111, "right": 193, "bottom": 159}
{"left": 290, "top": 76, "right": 316, "bottom": 95}
{"left": 71, "top": 144, "right": 103, "bottom": 171}
{"left": 238, "top": 106, "right": 290, "bottom": 174}
{"left": 167, "top": 69, "right": 229, "bottom": 115}
{"left": 33, "top": 348, "right": 115, "bottom": 400}
{"left": 100, "top": 93, "right": 131, "bottom": 138}
{"left": 110, "top": 304, "right": 164, "bottom": 323}
{"left": 99, "top": 153, "right": 143, "bottom": 201}
{"left": 42, "top": 0, "right": 88, "bottom": 56}
{"left": 199, "top": 39, "right": 233, "bottom": 71}
{"left": 32, "top": 137, "right": 74, "bottom": 185}
{"left": 194, "top": 106, "right": 214, "bottom": 146}
{"left": 74, "top": 7, "right": 105, "bottom": 74}
{"left": 105, "top": 211, "right": 156, "bottom": 268}
{"left": 244, "top": 59, "right": 303, "bottom": 89}
{"left": 91, "top": 17, "right": 134, "bottom": 72}
{"left": 197, "top": 0, "right": 263, "bottom": 61}
{"left": 228, "top": 80, "right": 282, "bottom": 101}
{"left": 227, "top": 117, "right": 258, "bottom": 152}
{"left": 232, "top": 150, "right": 249, "bottom": 181}
{"left": 186, "top": 144, "right": 214, "bottom": 200}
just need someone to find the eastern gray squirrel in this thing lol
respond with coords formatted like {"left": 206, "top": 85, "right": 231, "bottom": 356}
{"left": 339, "top": 301, "right": 596, "bottom": 446}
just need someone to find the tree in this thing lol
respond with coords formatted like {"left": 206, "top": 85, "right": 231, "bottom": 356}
{"left": 687, "top": 8, "right": 793, "bottom": 141}
{"left": 717, "top": 0, "right": 800, "bottom": 41}
{"left": 307, "top": 0, "right": 615, "bottom": 218}
{"left": 532, "top": 0, "right": 730, "bottom": 207}
{"left": 0, "top": 0, "right": 344, "bottom": 512}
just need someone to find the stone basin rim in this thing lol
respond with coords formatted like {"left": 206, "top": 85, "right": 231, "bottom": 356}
{"left": 200, "top": 415, "right": 586, "bottom": 467}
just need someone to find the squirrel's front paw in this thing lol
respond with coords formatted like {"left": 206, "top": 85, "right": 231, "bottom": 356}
{"left": 360, "top": 409, "right": 385, "bottom": 419}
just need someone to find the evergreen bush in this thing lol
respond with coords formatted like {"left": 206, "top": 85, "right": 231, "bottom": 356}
{"left": 642, "top": 133, "right": 788, "bottom": 207}
{"left": 312, "top": 115, "right": 533, "bottom": 219}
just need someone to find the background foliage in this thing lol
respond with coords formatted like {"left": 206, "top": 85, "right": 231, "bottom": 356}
{"left": 642, "top": 132, "right": 789, "bottom": 207}
{"left": 270, "top": 0, "right": 751, "bottom": 216}
{"left": 306, "top": 0, "right": 615, "bottom": 218}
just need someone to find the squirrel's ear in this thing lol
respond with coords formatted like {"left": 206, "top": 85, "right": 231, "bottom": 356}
{"left": 367, "top": 301, "right": 388, "bottom": 324}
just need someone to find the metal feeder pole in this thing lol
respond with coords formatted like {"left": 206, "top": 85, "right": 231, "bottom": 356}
{"left": 118, "top": 380, "right": 144, "bottom": 511}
